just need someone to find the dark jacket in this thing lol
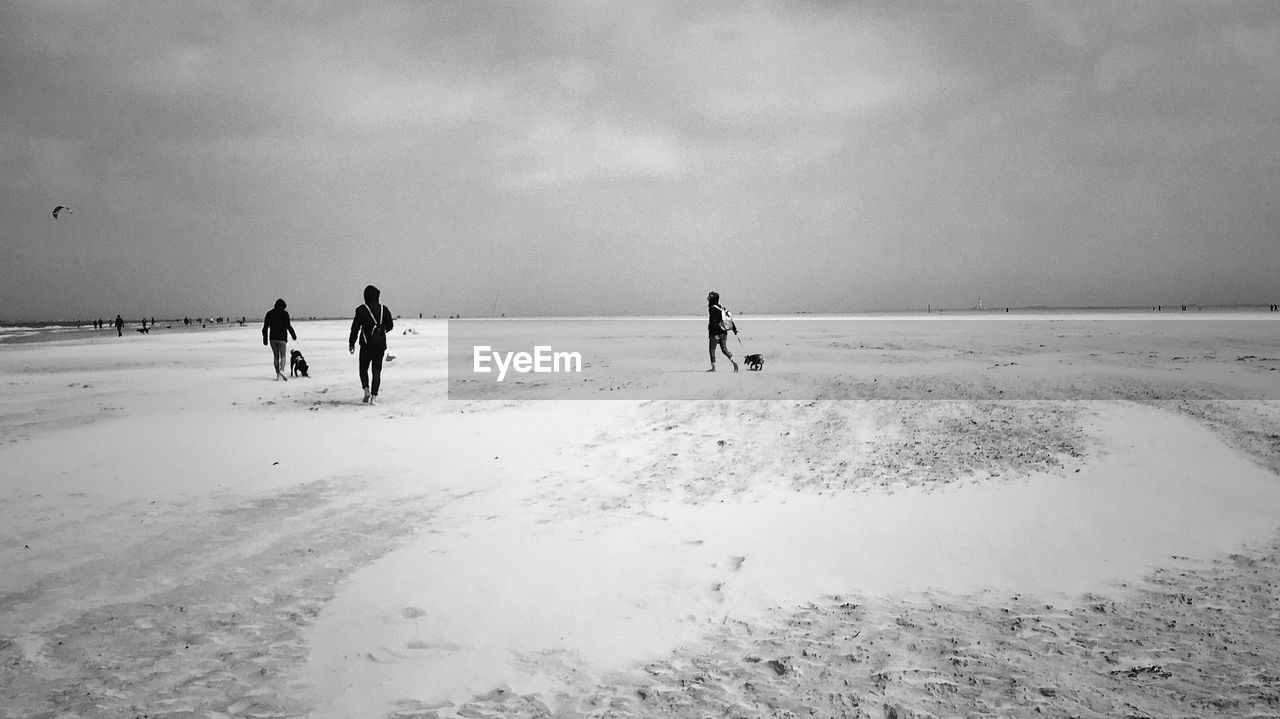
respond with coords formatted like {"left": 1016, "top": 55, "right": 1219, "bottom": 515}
{"left": 349, "top": 303, "right": 393, "bottom": 349}
{"left": 262, "top": 308, "right": 296, "bottom": 343}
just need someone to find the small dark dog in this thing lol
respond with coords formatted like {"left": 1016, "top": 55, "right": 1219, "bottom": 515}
{"left": 743, "top": 353, "right": 764, "bottom": 371}
{"left": 136, "top": 327, "right": 149, "bottom": 334}
{"left": 290, "top": 349, "right": 309, "bottom": 377}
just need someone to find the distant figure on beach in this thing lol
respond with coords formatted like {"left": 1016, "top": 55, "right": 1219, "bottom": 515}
{"left": 262, "top": 299, "right": 298, "bottom": 381}
{"left": 706, "top": 291, "right": 738, "bottom": 373}
{"left": 114, "top": 315, "right": 124, "bottom": 337}
{"left": 349, "top": 284, "right": 394, "bottom": 405}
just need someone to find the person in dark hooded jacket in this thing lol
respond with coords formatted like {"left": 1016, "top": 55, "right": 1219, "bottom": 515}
{"left": 706, "top": 291, "right": 738, "bottom": 372}
{"left": 348, "top": 284, "right": 394, "bottom": 404}
{"left": 262, "top": 298, "right": 298, "bottom": 381}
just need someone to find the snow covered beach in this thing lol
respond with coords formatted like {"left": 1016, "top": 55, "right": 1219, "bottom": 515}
{"left": 3, "top": 315, "right": 1280, "bottom": 717}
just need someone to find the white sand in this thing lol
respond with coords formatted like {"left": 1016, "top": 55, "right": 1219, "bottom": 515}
{"left": 2, "top": 316, "right": 1279, "bottom": 717}
{"left": 300, "top": 403, "right": 1280, "bottom": 716}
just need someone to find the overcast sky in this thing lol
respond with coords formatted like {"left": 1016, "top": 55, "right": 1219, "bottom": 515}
{"left": 2, "top": 1, "right": 1278, "bottom": 321}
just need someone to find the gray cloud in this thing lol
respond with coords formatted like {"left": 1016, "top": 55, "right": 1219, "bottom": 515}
{"left": 2, "top": 1, "right": 1277, "bottom": 321}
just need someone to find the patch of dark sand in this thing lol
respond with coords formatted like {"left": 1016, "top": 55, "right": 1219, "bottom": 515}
{"left": 850, "top": 401, "right": 1090, "bottom": 489}
{"left": 1167, "top": 400, "right": 1280, "bottom": 477}
{"left": 541, "top": 400, "right": 1093, "bottom": 517}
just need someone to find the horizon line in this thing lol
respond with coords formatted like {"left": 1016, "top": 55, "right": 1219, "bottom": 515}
{"left": 5, "top": 302, "right": 1279, "bottom": 328}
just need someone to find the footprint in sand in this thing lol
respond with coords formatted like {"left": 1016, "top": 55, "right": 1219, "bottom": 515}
{"left": 365, "top": 647, "right": 409, "bottom": 663}
{"left": 708, "top": 556, "right": 747, "bottom": 602}
{"left": 405, "top": 639, "right": 464, "bottom": 651}
{"left": 709, "top": 581, "right": 726, "bottom": 604}
{"left": 401, "top": 606, "right": 427, "bottom": 619}
{"left": 713, "top": 555, "right": 746, "bottom": 571}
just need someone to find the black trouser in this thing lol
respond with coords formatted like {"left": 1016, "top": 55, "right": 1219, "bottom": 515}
{"left": 359, "top": 344, "right": 385, "bottom": 395}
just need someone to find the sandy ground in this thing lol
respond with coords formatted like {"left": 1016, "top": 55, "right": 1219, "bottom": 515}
{"left": 2, "top": 315, "right": 1280, "bottom": 718}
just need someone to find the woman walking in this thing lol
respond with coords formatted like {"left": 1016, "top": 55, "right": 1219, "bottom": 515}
{"left": 262, "top": 298, "right": 298, "bottom": 381}
{"left": 707, "top": 291, "right": 738, "bottom": 372}
{"left": 349, "top": 284, "right": 394, "bottom": 404}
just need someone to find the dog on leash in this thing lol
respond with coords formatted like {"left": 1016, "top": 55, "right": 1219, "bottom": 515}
{"left": 743, "top": 353, "right": 764, "bottom": 371}
{"left": 290, "top": 349, "right": 309, "bottom": 377}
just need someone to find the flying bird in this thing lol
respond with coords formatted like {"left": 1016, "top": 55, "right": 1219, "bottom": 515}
{"left": 52, "top": 206, "right": 71, "bottom": 219}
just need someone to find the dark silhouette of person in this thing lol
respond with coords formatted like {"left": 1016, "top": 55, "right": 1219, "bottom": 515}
{"left": 114, "top": 315, "right": 124, "bottom": 337}
{"left": 706, "top": 291, "right": 738, "bottom": 372}
{"left": 349, "top": 284, "right": 394, "bottom": 404}
{"left": 262, "top": 299, "right": 298, "bottom": 381}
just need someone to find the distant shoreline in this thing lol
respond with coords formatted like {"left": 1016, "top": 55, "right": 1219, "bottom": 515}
{"left": 5, "top": 303, "right": 1276, "bottom": 329}
{"left": 5, "top": 306, "right": 1277, "bottom": 347}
